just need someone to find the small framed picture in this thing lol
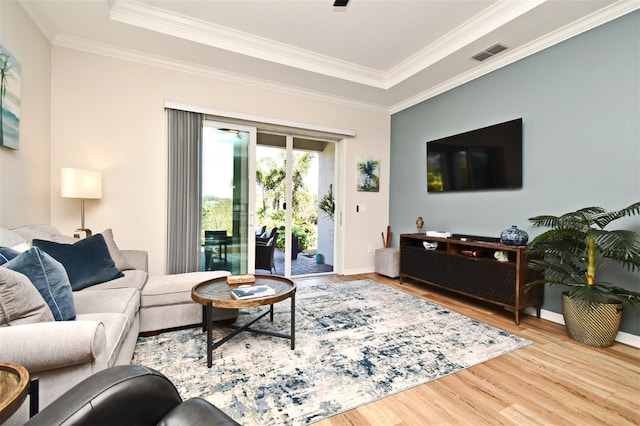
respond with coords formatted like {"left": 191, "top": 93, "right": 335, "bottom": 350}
{"left": 357, "top": 156, "right": 380, "bottom": 192}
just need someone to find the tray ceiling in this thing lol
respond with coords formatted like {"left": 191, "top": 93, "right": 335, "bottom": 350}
{"left": 19, "top": 0, "right": 638, "bottom": 112}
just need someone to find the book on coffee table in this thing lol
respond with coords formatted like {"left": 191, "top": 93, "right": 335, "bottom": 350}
{"left": 230, "top": 285, "right": 276, "bottom": 300}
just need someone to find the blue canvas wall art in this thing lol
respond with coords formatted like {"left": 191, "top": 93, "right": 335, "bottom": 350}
{"left": 0, "top": 44, "right": 21, "bottom": 150}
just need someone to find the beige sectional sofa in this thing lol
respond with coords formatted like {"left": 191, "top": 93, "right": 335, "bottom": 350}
{"left": 0, "top": 225, "right": 236, "bottom": 424}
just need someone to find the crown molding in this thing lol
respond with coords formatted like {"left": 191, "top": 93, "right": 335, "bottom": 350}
{"left": 22, "top": 0, "right": 639, "bottom": 115}
{"left": 53, "top": 34, "right": 391, "bottom": 114}
{"left": 109, "top": 0, "right": 386, "bottom": 88}
{"left": 390, "top": 0, "right": 640, "bottom": 114}
{"left": 18, "top": 0, "right": 58, "bottom": 42}
{"left": 386, "top": 0, "right": 546, "bottom": 89}
{"left": 108, "top": 0, "right": 546, "bottom": 90}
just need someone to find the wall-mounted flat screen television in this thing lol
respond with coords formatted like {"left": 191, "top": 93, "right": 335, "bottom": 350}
{"left": 426, "top": 118, "right": 522, "bottom": 192}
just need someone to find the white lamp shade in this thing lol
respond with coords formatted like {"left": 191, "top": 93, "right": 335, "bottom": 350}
{"left": 61, "top": 168, "right": 102, "bottom": 199}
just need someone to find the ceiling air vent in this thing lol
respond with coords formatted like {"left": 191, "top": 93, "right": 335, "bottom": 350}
{"left": 471, "top": 43, "right": 508, "bottom": 62}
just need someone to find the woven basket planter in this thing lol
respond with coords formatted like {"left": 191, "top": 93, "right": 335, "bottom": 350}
{"left": 562, "top": 293, "right": 623, "bottom": 347}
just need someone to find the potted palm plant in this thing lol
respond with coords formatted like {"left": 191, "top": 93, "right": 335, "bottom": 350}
{"left": 525, "top": 202, "right": 640, "bottom": 347}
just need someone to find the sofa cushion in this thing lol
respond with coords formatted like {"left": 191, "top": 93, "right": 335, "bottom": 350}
{"left": 73, "top": 287, "right": 140, "bottom": 328}
{"left": 33, "top": 234, "right": 124, "bottom": 291}
{"left": 84, "top": 269, "right": 148, "bottom": 292}
{"left": 0, "top": 267, "right": 55, "bottom": 325}
{"left": 12, "top": 224, "right": 77, "bottom": 245}
{"left": 100, "top": 229, "right": 134, "bottom": 271}
{"left": 0, "top": 246, "right": 20, "bottom": 264}
{"left": 4, "top": 247, "right": 76, "bottom": 321}
{"left": 0, "top": 228, "right": 30, "bottom": 252}
{"left": 141, "top": 271, "right": 230, "bottom": 307}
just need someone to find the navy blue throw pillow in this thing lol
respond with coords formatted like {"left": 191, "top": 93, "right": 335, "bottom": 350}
{"left": 33, "top": 234, "right": 124, "bottom": 291}
{"left": 4, "top": 247, "right": 76, "bottom": 321}
{"left": 0, "top": 246, "right": 20, "bottom": 265}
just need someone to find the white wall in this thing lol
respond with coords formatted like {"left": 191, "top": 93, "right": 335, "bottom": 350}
{"left": 0, "top": 1, "right": 51, "bottom": 227}
{"left": 49, "top": 47, "right": 390, "bottom": 275}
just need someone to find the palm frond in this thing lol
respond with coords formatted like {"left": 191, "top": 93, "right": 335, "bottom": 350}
{"left": 589, "top": 202, "right": 640, "bottom": 229}
{"left": 567, "top": 282, "right": 640, "bottom": 310}
{"left": 524, "top": 278, "right": 572, "bottom": 293}
{"left": 593, "top": 229, "right": 640, "bottom": 271}
{"left": 528, "top": 214, "right": 562, "bottom": 228}
{"left": 559, "top": 210, "right": 592, "bottom": 228}
{"left": 568, "top": 285, "right": 614, "bottom": 310}
{"left": 526, "top": 229, "right": 586, "bottom": 258}
{"left": 525, "top": 202, "right": 640, "bottom": 312}
{"left": 603, "top": 284, "right": 640, "bottom": 308}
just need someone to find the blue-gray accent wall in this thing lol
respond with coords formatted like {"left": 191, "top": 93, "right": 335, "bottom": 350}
{"left": 390, "top": 11, "right": 639, "bottom": 334}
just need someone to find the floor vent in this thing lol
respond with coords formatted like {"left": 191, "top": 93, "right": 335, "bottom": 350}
{"left": 471, "top": 43, "right": 508, "bottom": 62}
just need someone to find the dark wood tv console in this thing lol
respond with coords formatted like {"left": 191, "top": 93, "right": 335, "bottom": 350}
{"left": 399, "top": 233, "right": 542, "bottom": 324}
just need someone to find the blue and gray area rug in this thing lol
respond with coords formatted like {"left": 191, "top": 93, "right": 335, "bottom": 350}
{"left": 133, "top": 279, "right": 531, "bottom": 425}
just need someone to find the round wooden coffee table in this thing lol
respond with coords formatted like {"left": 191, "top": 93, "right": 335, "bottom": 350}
{"left": 0, "top": 363, "right": 29, "bottom": 424}
{"left": 192, "top": 275, "right": 296, "bottom": 368}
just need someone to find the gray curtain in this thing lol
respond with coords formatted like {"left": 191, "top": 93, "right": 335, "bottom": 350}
{"left": 167, "top": 109, "right": 203, "bottom": 274}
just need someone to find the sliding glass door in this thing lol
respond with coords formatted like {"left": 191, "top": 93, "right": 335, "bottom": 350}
{"left": 201, "top": 121, "right": 256, "bottom": 274}
{"left": 255, "top": 133, "right": 336, "bottom": 277}
{"left": 255, "top": 139, "right": 287, "bottom": 275}
{"left": 201, "top": 121, "right": 338, "bottom": 277}
{"left": 305, "top": 139, "right": 336, "bottom": 277}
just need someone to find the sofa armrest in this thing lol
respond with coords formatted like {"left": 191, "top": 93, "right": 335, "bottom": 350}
{"left": 0, "top": 321, "right": 108, "bottom": 373}
{"left": 121, "top": 249, "right": 148, "bottom": 272}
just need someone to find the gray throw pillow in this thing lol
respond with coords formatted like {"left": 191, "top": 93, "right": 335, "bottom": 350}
{"left": 0, "top": 267, "right": 55, "bottom": 325}
{"left": 4, "top": 247, "right": 76, "bottom": 321}
{"left": 33, "top": 234, "right": 123, "bottom": 291}
{"left": 100, "top": 229, "right": 134, "bottom": 271}
{"left": 0, "top": 228, "right": 29, "bottom": 250}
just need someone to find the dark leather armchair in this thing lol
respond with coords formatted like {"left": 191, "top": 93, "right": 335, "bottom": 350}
{"left": 255, "top": 229, "right": 279, "bottom": 274}
{"left": 25, "top": 365, "right": 239, "bottom": 426}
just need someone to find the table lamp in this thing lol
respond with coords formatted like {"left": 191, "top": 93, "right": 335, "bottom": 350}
{"left": 61, "top": 168, "right": 102, "bottom": 237}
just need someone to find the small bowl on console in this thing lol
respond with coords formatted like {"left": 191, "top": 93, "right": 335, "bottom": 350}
{"left": 422, "top": 241, "right": 438, "bottom": 250}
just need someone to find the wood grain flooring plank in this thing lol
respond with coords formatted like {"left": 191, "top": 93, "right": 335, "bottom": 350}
{"left": 299, "top": 274, "right": 640, "bottom": 425}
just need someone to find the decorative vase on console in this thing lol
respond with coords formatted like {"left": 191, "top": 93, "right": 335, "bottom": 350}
{"left": 416, "top": 216, "right": 424, "bottom": 234}
{"left": 500, "top": 225, "right": 529, "bottom": 246}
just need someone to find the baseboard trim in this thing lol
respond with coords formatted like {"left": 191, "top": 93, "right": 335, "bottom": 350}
{"left": 343, "top": 267, "right": 376, "bottom": 275}
{"left": 525, "top": 307, "right": 640, "bottom": 348}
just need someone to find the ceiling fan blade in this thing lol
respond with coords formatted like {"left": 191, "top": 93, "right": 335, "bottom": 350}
{"left": 333, "top": 0, "right": 349, "bottom": 6}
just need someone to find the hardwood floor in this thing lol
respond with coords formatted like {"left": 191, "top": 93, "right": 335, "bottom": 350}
{"left": 295, "top": 273, "right": 640, "bottom": 426}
